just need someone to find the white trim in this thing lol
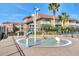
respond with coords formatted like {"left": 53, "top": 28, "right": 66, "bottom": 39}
{"left": 16, "top": 38, "right": 72, "bottom": 48}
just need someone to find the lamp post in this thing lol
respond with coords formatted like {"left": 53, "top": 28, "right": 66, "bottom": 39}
{"left": 33, "top": 7, "right": 40, "bottom": 45}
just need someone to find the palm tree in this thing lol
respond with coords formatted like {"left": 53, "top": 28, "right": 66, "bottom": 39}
{"left": 48, "top": 3, "right": 60, "bottom": 26}
{"left": 58, "top": 12, "right": 69, "bottom": 34}
{"left": 59, "top": 12, "right": 69, "bottom": 28}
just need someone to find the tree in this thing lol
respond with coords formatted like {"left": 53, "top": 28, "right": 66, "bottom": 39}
{"left": 58, "top": 12, "right": 69, "bottom": 34}
{"left": 42, "top": 24, "right": 56, "bottom": 33}
{"left": 59, "top": 12, "right": 69, "bottom": 28}
{"left": 48, "top": 3, "right": 60, "bottom": 26}
{"left": 13, "top": 24, "right": 19, "bottom": 33}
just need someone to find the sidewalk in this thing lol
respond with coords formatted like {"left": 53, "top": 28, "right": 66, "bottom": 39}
{"left": 0, "top": 36, "right": 20, "bottom": 56}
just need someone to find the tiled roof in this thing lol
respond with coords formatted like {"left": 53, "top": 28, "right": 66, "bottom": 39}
{"left": 2, "top": 22, "right": 12, "bottom": 24}
{"left": 69, "top": 18, "right": 79, "bottom": 24}
{"left": 23, "top": 14, "right": 58, "bottom": 24}
{"left": 2, "top": 22, "right": 22, "bottom": 25}
{"left": 23, "top": 14, "right": 79, "bottom": 24}
{"left": 69, "top": 18, "right": 76, "bottom": 22}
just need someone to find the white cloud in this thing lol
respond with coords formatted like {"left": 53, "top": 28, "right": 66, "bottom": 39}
{"left": 16, "top": 5, "right": 33, "bottom": 14}
{"left": 0, "top": 13, "right": 25, "bottom": 17}
{"left": 16, "top": 5, "right": 26, "bottom": 11}
{"left": 70, "top": 14, "right": 79, "bottom": 20}
{"left": 12, "top": 14, "right": 26, "bottom": 17}
{"left": 6, "top": 14, "right": 26, "bottom": 21}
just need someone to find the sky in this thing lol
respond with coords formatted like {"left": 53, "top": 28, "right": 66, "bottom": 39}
{"left": 0, "top": 3, "right": 79, "bottom": 23}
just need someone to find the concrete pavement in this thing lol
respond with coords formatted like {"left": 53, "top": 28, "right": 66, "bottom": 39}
{"left": 0, "top": 36, "right": 20, "bottom": 56}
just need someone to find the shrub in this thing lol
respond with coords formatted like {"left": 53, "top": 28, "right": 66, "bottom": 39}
{"left": 13, "top": 25, "right": 19, "bottom": 33}
{"left": 42, "top": 24, "right": 56, "bottom": 32}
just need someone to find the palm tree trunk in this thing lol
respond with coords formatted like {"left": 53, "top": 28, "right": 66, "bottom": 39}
{"left": 53, "top": 10, "right": 56, "bottom": 26}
